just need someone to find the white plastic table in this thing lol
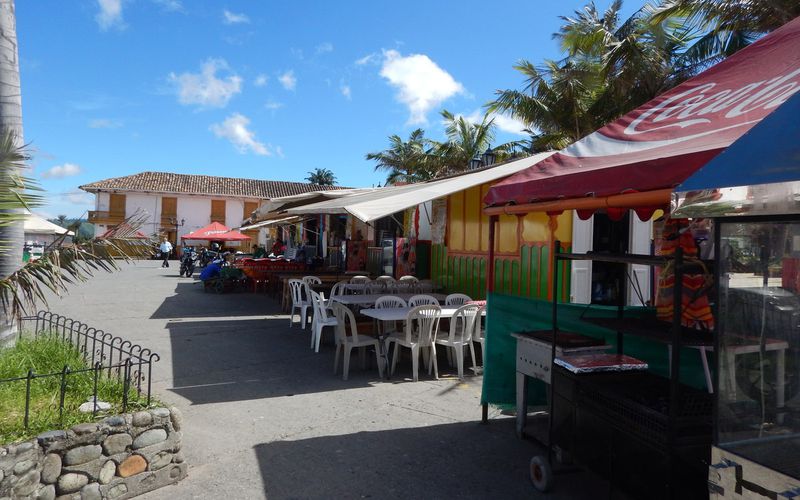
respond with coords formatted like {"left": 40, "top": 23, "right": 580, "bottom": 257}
{"left": 360, "top": 306, "right": 471, "bottom": 321}
{"left": 359, "top": 306, "right": 485, "bottom": 379}
{"left": 330, "top": 293, "right": 447, "bottom": 306}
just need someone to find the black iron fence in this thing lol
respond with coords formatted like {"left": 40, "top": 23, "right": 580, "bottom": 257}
{"left": 1, "top": 311, "right": 160, "bottom": 432}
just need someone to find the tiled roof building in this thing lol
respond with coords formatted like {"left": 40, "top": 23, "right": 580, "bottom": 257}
{"left": 80, "top": 171, "right": 345, "bottom": 198}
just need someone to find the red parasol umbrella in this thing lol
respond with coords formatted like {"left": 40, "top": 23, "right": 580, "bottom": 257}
{"left": 181, "top": 222, "right": 231, "bottom": 241}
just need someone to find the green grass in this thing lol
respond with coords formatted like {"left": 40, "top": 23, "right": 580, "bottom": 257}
{"left": 0, "top": 335, "right": 157, "bottom": 444}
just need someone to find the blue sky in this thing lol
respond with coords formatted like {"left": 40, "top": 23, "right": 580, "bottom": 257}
{"left": 17, "top": 0, "right": 640, "bottom": 218}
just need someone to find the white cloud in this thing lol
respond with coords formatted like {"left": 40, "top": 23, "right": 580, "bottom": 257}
{"left": 316, "top": 42, "right": 333, "bottom": 54}
{"left": 464, "top": 110, "right": 528, "bottom": 136}
{"left": 96, "top": 0, "right": 124, "bottom": 31}
{"left": 210, "top": 113, "right": 271, "bottom": 156}
{"left": 278, "top": 70, "right": 296, "bottom": 91}
{"left": 355, "top": 53, "right": 379, "bottom": 66}
{"left": 254, "top": 74, "right": 268, "bottom": 87}
{"left": 168, "top": 58, "right": 242, "bottom": 108}
{"left": 88, "top": 118, "right": 123, "bottom": 129}
{"left": 153, "top": 0, "right": 183, "bottom": 12}
{"left": 340, "top": 84, "right": 352, "bottom": 100}
{"left": 42, "top": 163, "right": 82, "bottom": 179}
{"left": 265, "top": 100, "right": 284, "bottom": 110}
{"left": 64, "top": 190, "right": 94, "bottom": 206}
{"left": 223, "top": 9, "right": 249, "bottom": 25}
{"left": 290, "top": 48, "right": 304, "bottom": 60}
{"left": 379, "top": 49, "right": 464, "bottom": 125}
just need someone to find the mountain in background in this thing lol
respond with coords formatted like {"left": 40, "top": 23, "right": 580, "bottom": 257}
{"left": 49, "top": 218, "right": 94, "bottom": 241}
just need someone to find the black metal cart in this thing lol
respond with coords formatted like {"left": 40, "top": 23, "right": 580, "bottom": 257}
{"left": 529, "top": 242, "right": 714, "bottom": 499}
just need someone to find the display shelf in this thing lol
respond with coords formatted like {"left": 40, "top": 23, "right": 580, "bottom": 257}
{"left": 582, "top": 317, "right": 714, "bottom": 347}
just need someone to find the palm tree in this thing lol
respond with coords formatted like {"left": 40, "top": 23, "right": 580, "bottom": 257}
{"left": 430, "top": 110, "right": 510, "bottom": 174}
{"left": 55, "top": 214, "right": 67, "bottom": 227}
{"left": 366, "top": 129, "right": 437, "bottom": 184}
{"left": 488, "top": 58, "right": 606, "bottom": 151}
{"left": 305, "top": 168, "right": 337, "bottom": 186}
{"left": 652, "top": 0, "right": 800, "bottom": 64}
{"left": 489, "top": 1, "right": 705, "bottom": 149}
{"left": 0, "top": 0, "right": 24, "bottom": 342}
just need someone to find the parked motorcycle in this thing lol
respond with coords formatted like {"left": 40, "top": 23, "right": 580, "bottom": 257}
{"left": 180, "top": 248, "right": 197, "bottom": 277}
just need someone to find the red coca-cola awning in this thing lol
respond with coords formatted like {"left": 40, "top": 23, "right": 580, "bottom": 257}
{"left": 484, "top": 16, "right": 800, "bottom": 210}
{"left": 181, "top": 222, "right": 251, "bottom": 242}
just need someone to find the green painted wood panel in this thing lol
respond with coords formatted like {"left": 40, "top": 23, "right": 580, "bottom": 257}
{"left": 520, "top": 245, "right": 530, "bottom": 297}
{"left": 511, "top": 260, "right": 520, "bottom": 296}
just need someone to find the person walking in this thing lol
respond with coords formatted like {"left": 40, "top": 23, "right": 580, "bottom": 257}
{"left": 159, "top": 237, "right": 173, "bottom": 268}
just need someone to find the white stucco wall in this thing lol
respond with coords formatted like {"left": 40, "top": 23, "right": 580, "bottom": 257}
{"left": 177, "top": 197, "right": 211, "bottom": 238}
{"left": 225, "top": 199, "right": 244, "bottom": 229}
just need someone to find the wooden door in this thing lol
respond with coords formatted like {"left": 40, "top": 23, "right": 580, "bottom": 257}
{"left": 570, "top": 212, "right": 593, "bottom": 304}
{"left": 211, "top": 200, "right": 226, "bottom": 223}
{"left": 109, "top": 193, "right": 126, "bottom": 215}
{"left": 243, "top": 201, "right": 258, "bottom": 220}
{"left": 161, "top": 197, "right": 177, "bottom": 216}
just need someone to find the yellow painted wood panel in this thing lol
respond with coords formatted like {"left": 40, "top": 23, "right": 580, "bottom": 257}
{"left": 448, "top": 191, "right": 465, "bottom": 251}
{"left": 463, "top": 186, "right": 481, "bottom": 252}
{"left": 497, "top": 214, "right": 518, "bottom": 253}
{"left": 521, "top": 211, "right": 574, "bottom": 244}
{"left": 480, "top": 184, "right": 490, "bottom": 252}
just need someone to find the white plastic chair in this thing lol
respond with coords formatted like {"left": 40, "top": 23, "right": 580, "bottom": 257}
{"left": 445, "top": 293, "right": 472, "bottom": 306}
{"left": 349, "top": 275, "right": 370, "bottom": 295}
{"left": 375, "top": 275, "right": 396, "bottom": 288}
{"left": 398, "top": 275, "right": 419, "bottom": 283}
{"left": 331, "top": 303, "right": 384, "bottom": 380}
{"left": 374, "top": 296, "right": 408, "bottom": 335}
{"left": 288, "top": 279, "right": 311, "bottom": 329}
{"left": 435, "top": 304, "right": 480, "bottom": 379}
{"left": 472, "top": 305, "right": 486, "bottom": 368}
{"left": 329, "top": 280, "right": 348, "bottom": 301}
{"left": 385, "top": 305, "right": 441, "bottom": 381}
{"left": 310, "top": 291, "right": 338, "bottom": 353}
{"left": 408, "top": 294, "right": 438, "bottom": 307}
{"left": 302, "top": 276, "right": 322, "bottom": 286}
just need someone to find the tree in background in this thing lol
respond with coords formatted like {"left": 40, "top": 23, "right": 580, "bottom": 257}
{"left": 305, "top": 168, "right": 337, "bottom": 186}
{"left": 55, "top": 214, "right": 67, "bottom": 227}
{"left": 366, "top": 129, "right": 438, "bottom": 184}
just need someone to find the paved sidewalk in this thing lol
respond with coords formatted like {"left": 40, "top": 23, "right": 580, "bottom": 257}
{"left": 43, "top": 260, "right": 606, "bottom": 499}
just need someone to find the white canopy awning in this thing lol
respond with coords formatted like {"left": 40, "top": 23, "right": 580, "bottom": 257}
{"left": 24, "top": 213, "right": 74, "bottom": 236}
{"left": 238, "top": 216, "right": 305, "bottom": 231}
{"left": 251, "top": 188, "right": 380, "bottom": 222}
{"left": 286, "top": 152, "right": 556, "bottom": 223}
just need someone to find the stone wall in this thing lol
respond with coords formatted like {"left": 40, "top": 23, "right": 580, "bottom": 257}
{"left": 0, "top": 407, "right": 187, "bottom": 500}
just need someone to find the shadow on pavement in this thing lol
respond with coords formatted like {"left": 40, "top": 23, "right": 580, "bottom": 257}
{"left": 166, "top": 317, "right": 385, "bottom": 405}
{"left": 150, "top": 281, "right": 273, "bottom": 319}
{"left": 253, "top": 418, "right": 610, "bottom": 499}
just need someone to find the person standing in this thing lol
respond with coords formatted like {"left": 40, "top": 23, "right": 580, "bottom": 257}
{"left": 159, "top": 237, "right": 173, "bottom": 268}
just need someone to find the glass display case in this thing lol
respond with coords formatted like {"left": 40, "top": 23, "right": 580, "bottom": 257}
{"left": 716, "top": 219, "right": 800, "bottom": 480}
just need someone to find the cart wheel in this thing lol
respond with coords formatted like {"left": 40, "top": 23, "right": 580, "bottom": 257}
{"left": 529, "top": 455, "right": 553, "bottom": 492}
{"left": 214, "top": 280, "right": 224, "bottom": 294}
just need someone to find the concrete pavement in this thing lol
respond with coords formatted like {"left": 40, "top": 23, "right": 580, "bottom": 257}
{"left": 42, "top": 260, "right": 607, "bottom": 499}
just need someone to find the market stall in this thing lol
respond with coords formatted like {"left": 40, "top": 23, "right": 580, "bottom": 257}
{"left": 673, "top": 89, "right": 800, "bottom": 498}
{"left": 481, "top": 16, "right": 800, "bottom": 499}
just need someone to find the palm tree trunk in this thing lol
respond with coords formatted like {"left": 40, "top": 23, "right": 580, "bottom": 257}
{"left": 0, "top": 0, "right": 23, "bottom": 345}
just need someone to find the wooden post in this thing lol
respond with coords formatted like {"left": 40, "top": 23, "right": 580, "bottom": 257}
{"left": 546, "top": 212, "right": 560, "bottom": 301}
{"left": 482, "top": 215, "right": 498, "bottom": 424}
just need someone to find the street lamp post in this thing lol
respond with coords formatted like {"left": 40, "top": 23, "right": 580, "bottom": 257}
{"left": 481, "top": 145, "right": 496, "bottom": 167}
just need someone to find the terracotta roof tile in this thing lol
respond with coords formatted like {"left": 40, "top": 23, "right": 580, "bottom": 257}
{"left": 79, "top": 171, "right": 347, "bottom": 199}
